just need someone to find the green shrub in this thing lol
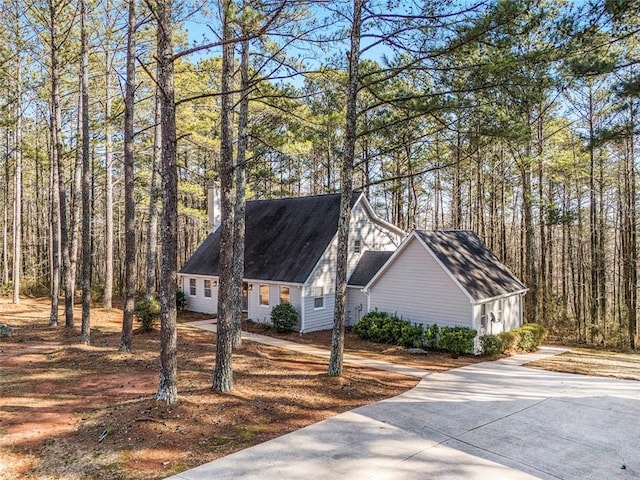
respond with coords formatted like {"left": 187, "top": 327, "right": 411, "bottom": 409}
{"left": 353, "top": 310, "right": 389, "bottom": 341}
{"left": 521, "top": 323, "right": 546, "bottom": 346}
{"left": 480, "top": 334, "right": 503, "bottom": 356}
{"left": 424, "top": 324, "right": 440, "bottom": 350}
{"left": 176, "top": 289, "right": 187, "bottom": 311}
{"left": 517, "top": 328, "right": 536, "bottom": 352}
{"left": 134, "top": 297, "right": 161, "bottom": 332}
{"left": 353, "top": 310, "right": 424, "bottom": 348}
{"left": 398, "top": 322, "right": 425, "bottom": 348}
{"left": 21, "top": 277, "right": 49, "bottom": 298}
{"left": 498, "top": 324, "right": 546, "bottom": 354}
{"left": 270, "top": 303, "right": 298, "bottom": 332}
{"left": 499, "top": 330, "right": 520, "bottom": 353}
{"left": 90, "top": 283, "right": 105, "bottom": 302}
{"left": 439, "top": 326, "right": 477, "bottom": 357}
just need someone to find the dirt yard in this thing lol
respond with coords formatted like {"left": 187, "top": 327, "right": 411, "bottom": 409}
{"left": 3, "top": 299, "right": 638, "bottom": 480}
{"left": 0, "top": 297, "right": 463, "bottom": 480}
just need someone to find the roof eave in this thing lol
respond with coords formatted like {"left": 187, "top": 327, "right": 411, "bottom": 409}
{"left": 471, "top": 288, "right": 529, "bottom": 305}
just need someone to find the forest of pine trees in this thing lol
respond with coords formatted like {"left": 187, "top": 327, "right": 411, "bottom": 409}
{"left": 1, "top": 0, "right": 638, "bottom": 361}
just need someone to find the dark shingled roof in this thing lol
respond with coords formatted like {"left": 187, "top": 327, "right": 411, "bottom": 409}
{"left": 180, "top": 192, "right": 362, "bottom": 283}
{"left": 348, "top": 251, "right": 394, "bottom": 287}
{"left": 415, "top": 230, "right": 526, "bottom": 301}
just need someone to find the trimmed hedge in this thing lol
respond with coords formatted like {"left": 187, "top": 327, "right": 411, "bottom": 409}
{"left": 424, "top": 324, "right": 440, "bottom": 350}
{"left": 271, "top": 303, "right": 299, "bottom": 332}
{"left": 521, "top": 323, "right": 546, "bottom": 346}
{"left": 499, "top": 323, "right": 546, "bottom": 354}
{"left": 353, "top": 311, "right": 545, "bottom": 358}
{"left": 439, "top": 326, "right": 478, "bottom": 357}
{"left": 498, "top": 330, "right": 520, "bottom": 353}
{"left": 480, "top": 334, "right": 503, "bottom": 356}
{"left": 353, "top": 310, "right": 424, "bottom": 348}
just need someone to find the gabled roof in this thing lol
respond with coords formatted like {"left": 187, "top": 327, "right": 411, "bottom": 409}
{"left": 414, "top": 230, "right": 527, "bottom": 302}
{"left": 180, "top": 192, "right": 363, "bottom": 283}
{"left": 348, "top": 251, "right": 394, "bottom": 287}
{"left": 347, "top": 250, "right": 393, "bottom": 287}
{"left": 366, "top": 229, "right": 527, "bottom": 303}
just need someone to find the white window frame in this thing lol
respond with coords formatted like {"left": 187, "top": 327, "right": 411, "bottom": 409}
{"left": 280, "top": 286, "right": 290, "bottom": 304}
{"left": 189, "top": 278, "right": 197, "bottom": 296}
{"left": 204, "top": 279, "right": 212, "bottom": 298}
{"left": 494, "top": 299, "right": 503, "bottom": 323}
{"left": 313, "top": 286, "right": 324, "bottom": 310}
{"left": 259, "top": 284, "right": 270, "bottom": 306}
{"left": 354, "top": 239, "right": 361, "bottom": 253}
{"left": 480, "top": 303, "right": 488, "bottom": 329}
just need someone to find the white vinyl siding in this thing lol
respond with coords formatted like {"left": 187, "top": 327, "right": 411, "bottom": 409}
{"left": 302, "top": 291, "right": 335, "bottom": 332}
{"left": 301, "top": 201, "right": 403, "bottom": 332}
{"left": 368, "top": 237, "right": 472, "bottom": 328}
{"left": 182, "top": 276, "right": 218, "bottom": 314}
{"left": 474, "top": 294, "right": 522, "bottom": 335}
{"left": 246, "top": 282, "right": 302, "bottom": 326}
{"left": 346, "top": 287, "right": 367, "bottom": 326}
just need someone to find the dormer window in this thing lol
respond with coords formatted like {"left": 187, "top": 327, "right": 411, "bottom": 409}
{"left": 354, "top": 239, "right": 361, "bottom": 253}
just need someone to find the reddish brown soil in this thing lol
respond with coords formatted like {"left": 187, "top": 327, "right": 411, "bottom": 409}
{"left": 1, "top": 298, "right": 432, "bottom": 480}
{"left": 243, "top": 320, "right": 487, "bottom": 371}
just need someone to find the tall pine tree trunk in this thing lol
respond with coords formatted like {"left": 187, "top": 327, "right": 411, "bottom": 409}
{"left": 232, "top": 38, "right": 249, "bottom": 349}
{"left": 328, "top": 0, "right": 363, "bottom": 377}
{"left": 48, "top": 0, "right": 63, "bottom": 326}
{"left": 120, "top": 0, "right": 137, "bottom": 352}
{"left": 12, "top": 52, "right": 22, "bottom": 304}
{"left": 80, "top": 0, "right": 92, "bottom": 344}
{"left": 213, "top": 0, "right": 235, "bottom": 393}
{"left": 145, "top": 87, "right": 161, "bottom": 300}
{"left": 156, "top": 0, "right": 178, "bottom": 404}
{"left": 103, "top": 48, "right": 114, "bottom": 309}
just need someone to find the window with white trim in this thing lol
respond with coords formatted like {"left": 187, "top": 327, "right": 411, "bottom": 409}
{"left": 313, "top": 287, "right": 324, "bottom": 309}
{"left": 354, "top": 239, "right": 361, "bottom": 253}
{"left": 204, "top": 279, "right": 212, "bottom": 298}
{"left": 189, "top": 278, "right": 197, "bottom": 296}
{"left": 260, "top": 284, "right": 269, "bottom": 306}
{"left": 280, "top": 286, "right": 290, "bottom": 304}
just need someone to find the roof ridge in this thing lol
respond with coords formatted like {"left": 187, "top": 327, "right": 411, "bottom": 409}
{"left": 246, "top": 191, "right": 362, "bottom": 203}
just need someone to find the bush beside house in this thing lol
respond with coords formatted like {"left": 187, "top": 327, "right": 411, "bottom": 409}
{"left": 499, "top": 323, "right": 547, "bottom": 354}
{"left": 354, "top": 310, "right": 546, "bottom": 357}
{"left": 270, "top": 303, "right": 299, "bottom": 332}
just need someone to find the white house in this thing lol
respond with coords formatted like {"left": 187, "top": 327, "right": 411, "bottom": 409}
{"left": 179, "top": 192, "right": 405, "bottom": 332}
{"left": 364, "top": 229, "right": 528, "bottom": 336}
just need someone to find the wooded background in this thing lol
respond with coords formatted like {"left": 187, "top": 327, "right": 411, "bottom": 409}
{"left": 1, "top": 0, "right": 638, "bottom": 349}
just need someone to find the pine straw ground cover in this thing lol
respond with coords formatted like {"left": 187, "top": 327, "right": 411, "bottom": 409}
{"left": 4, "top": 299, "right": 637, "bottom": 480}
{"left": 0, "top": 298, "right": 427, "bottom": 480}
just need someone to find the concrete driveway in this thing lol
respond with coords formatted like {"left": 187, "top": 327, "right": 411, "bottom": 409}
{"left": 166, "top": 347, "right": 640, "bottom": 480}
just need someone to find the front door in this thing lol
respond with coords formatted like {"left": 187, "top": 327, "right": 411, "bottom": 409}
{"left": 242, "top": 282, "right": 249, "bottom": 312}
